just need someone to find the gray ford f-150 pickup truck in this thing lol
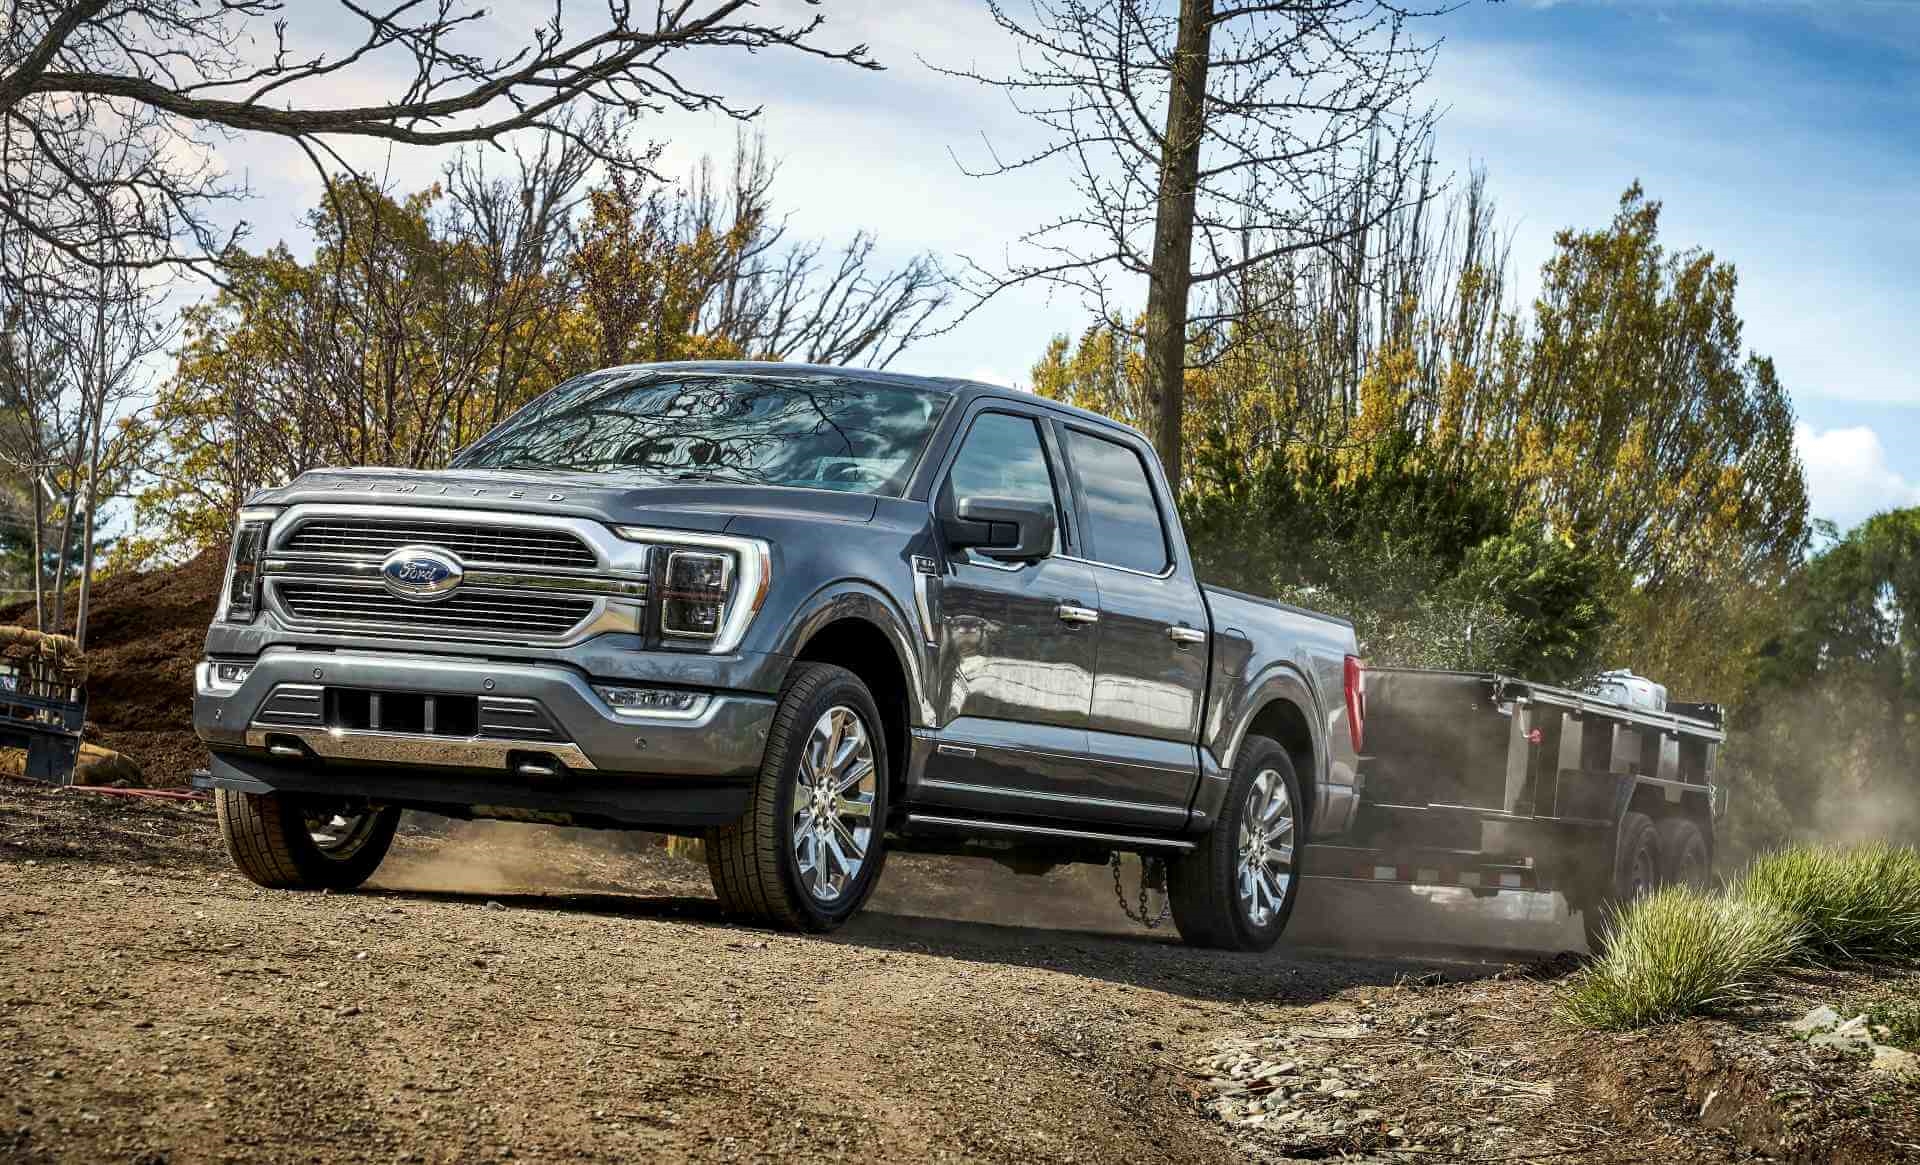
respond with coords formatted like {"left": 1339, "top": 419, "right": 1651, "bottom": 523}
{"left": 195, "top": 362, "right": 1363, "bottom": 950}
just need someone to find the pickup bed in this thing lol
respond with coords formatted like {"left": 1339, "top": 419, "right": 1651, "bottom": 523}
{"left": 195, "top": 361, "right": 1361, "bottom": 949}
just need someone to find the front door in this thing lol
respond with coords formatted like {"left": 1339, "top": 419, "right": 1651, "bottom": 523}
{"left": 919, "top": 409, "right": 1107, "bottom": 819}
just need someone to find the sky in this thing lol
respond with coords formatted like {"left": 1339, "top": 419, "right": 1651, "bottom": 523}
{"left": 201, "top": 0, "right": 1920, "bottom": 532}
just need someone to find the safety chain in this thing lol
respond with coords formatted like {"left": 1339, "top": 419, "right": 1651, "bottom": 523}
{"left": 1110, "top": 852, "right": 1172, "bottom": 929}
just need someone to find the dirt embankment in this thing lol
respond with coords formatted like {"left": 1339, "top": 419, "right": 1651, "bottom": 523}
{"left": 4, "top": 550, "right": 224, "bottom": 786}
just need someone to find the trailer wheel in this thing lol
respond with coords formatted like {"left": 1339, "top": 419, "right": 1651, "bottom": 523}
{"left": 705, "top": 662, "right": 888, "bottom": 933}
{"left": 1657, "top": 817, "right": 1712, "bottom": 890}
{"left": 1580, "top": 810, "right": 1661, "bottom": 955}
{"left": 1167, "top": 736, "right": 1300, "bottom": 952}
{"left": 215, "top": 789, "right": 400, "bottom": 891}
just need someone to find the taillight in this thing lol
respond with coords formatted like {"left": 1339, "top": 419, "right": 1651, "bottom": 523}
{"left": 1343, "top": 655, "right": 1366, "bottom": 754}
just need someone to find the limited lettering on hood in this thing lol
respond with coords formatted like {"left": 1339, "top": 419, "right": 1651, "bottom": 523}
{"left": 320, "top": 477, "right": 566, "bottom": 502}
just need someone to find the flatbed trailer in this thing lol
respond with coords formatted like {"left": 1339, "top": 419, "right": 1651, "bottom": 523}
{"left": 1305, "top": 668, "right": 1725, "bottom": 948}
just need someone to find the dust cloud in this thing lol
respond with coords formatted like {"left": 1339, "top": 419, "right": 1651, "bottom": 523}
{"left": 368, "top": 814, "right": 1595, "bottom": 954}
{"left": 372, "top": 813, "right": 704, "bottom": 898}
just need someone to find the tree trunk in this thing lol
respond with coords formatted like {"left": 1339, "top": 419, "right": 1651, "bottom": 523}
{"left": 1142, "top": 0, "right": 1213, "bottom": 484}
{"left": 74, "top": 493, "right": 95, "bottom": 650}
{"left": 29, "top": 478, "right": 44, "bottom": 633}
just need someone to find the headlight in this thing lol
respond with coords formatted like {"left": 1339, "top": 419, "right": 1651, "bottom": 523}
{"left": 217, "top": 507, "right": 281, "bottom": 623}
{"left": 611, "top": 527, "right": 770, "bottom": 654}
{"left": 660, "top": 550, "right": 732, "bottom": 639}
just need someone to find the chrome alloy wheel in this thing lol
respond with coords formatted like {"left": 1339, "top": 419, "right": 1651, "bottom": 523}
{"left": 1237, "top": 768, "right": 1295, "bottom": 928}
{"left": 790, "top": 705, "right": 878, "bottom": 903}
{"left": 301, "top": 805, "right": 380, "bottom": 858}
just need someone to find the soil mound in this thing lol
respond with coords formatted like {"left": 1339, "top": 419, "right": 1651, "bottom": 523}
{"left": 3, "top": 549, "right": 223, "bottom": 786}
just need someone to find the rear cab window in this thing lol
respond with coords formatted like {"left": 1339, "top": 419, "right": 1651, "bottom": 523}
{"left": 1062, "top": 428, "right": 1172, "bottom": 575}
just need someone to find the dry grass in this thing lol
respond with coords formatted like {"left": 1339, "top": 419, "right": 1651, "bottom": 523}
{"left": 1737, "top": 842, "right": 1920, "bottom": 963}
{"left": 1560, "top": 886, "right": 1803, "bottom": 1030}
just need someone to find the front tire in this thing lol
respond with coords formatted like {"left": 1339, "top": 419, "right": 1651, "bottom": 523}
{"left": 215, "top": 789, "right": 400, "bottom": 890}
{"left": 706, "top": 663, "right": 888, "bottom": 932}
{"left": 1168, "top": 736, "right": 1301, "bottom": 951}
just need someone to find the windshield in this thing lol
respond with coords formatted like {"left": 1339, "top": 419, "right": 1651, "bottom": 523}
{"left": 452, "top": 371, "right": 953, "bottom": 496}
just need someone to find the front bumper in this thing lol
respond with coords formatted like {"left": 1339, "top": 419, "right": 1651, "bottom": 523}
{"left": 195, "top": 648, "right": 774, "bottom": 828}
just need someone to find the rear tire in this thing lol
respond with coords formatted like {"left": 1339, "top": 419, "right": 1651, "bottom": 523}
{"left": 1168, "top": 737, "right": 1301, "bottom": 951}
{"left": 1657, "top": 816, "right": 1712, "bottom": 889}
{"left": 1580, "top": 810, "right": 1661, "bottom": 955}
{"left": 216, "top": 789, "right": 399, "bottom": 890}
{"left": 706, "top": 663, "right": 888, "bottom": 932}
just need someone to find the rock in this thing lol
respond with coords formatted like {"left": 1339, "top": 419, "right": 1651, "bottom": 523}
{"left": 1871, "top": 1044, "right": 1920, "bottom": 1080}
{"left": 485, "top": 900, "right": 507, "bottom": 911}
{"left": 1789, "top": 1004, "right": 1841, "bottom": 1034}
{"left": 1809, "top": 1027, "right": 1873, "bottom": 1055}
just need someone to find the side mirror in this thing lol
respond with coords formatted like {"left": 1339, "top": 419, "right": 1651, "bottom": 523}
{"left": 944, "top": 496, "right": 1055, "bottom": 562}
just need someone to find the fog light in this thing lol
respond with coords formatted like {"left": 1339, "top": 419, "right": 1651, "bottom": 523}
{"left": 197, "top": 660, "right": 253, "bottom": 695}
{"left": 593, "top": 685, "right": 709, "bottom": 720}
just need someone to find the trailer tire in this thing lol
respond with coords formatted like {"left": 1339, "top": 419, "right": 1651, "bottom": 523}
{"left": 216, "top": 789, "right": 399, "bottom": 891}
{"left": 1581, "top": 810, "right": 1661, "bottom": 955}
{"left": 1167, "top": 736, "right": 1300, "bottom": 952}
{"left": 1657, "top": 816, "right": 1712, "bottom": 890}
{"left": 705, "top": 663, "right": 888, "bottom": 933}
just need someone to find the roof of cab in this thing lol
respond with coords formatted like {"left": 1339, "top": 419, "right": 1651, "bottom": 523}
{"left": 605, "top": 360, "right": 1150, "bottom": 447}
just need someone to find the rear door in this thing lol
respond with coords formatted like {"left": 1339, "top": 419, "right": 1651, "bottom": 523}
{"left": 1057, "top": 423, "right": 1208, "bottom": 819}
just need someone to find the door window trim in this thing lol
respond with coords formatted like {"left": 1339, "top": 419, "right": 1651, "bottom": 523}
{"left": 930, "top": 403, "right": 1080, "bottom": 563}
{"left": 1052, "top": 420, "right": 1177, "bottom": 579}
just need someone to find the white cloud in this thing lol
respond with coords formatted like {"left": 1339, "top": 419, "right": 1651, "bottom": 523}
{"left": 1794, "top": 422, "right": 1920, "bottom": 531}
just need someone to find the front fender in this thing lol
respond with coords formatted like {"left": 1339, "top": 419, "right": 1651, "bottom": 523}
{"left": 770, "top": 579, "right": 934, "bottom": 728}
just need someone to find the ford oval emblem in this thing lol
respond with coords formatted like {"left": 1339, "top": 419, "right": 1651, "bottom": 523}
{"left": 380, "top": 545, "right": 463, "bottom": 601}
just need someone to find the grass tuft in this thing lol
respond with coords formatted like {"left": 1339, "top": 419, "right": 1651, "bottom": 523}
{"left": 1737, "top": 843, "right": 1920, "bottom": 964}
{"left": 1559, "top": 885, "right": 1804, "bottom": 1030}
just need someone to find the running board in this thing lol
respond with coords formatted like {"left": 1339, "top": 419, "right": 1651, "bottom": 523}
{"left": 900, "top": 813, "right": 1197, "bottom": 852}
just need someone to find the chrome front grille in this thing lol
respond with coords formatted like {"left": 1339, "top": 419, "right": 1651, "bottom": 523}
{"left": 285, "top": 516, "right": 598, "bottom": 570}
{"left": 275, "top": 581, "right": 596, "bottom": 640}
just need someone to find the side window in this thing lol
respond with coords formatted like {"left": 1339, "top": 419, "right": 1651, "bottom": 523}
{"left": 1065, "top": 429, "right": 1170, "bottom": 574}
{"left": 944, "top": 412, "right": 1061, "bottom": 555}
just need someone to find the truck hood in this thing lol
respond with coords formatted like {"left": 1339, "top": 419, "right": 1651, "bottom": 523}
{"left": 250, "top": 467, "right": 879, "bottom": 534}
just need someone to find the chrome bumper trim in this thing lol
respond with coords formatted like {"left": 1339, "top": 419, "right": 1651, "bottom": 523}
{"left": 243, "top": 725, "right": 598, "bottom": 771}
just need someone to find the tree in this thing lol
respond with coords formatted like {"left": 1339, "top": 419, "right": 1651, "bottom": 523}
{"left": 0, "top": 243, "right": 166, "bottom": 643}
{"left": 127, "top": 134, "right": 949, "bottom": 564}
{"left": 0, "top": 1, "right": 877, "bottom": 276}
{"left": 567, "top": 137, "right": 949, "bottom": 371}
{"left": 941, "top": 0, "right": 1443, "bottom": 479}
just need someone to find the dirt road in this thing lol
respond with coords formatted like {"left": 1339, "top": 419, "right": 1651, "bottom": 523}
{"left": 0, "top": 786, "right": 1506, "bottom": 1165}
{"left": 4, "top": 785, "right": 1916, "bottom": 1165}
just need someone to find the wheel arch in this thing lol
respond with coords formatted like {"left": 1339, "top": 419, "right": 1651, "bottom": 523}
{"left": 779, "top": 585, "right": 925, "bottom": 804}
{"left": 1219, "top": 667, "right": 1322, "bottom": 838}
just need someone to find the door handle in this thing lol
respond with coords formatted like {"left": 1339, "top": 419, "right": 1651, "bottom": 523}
{"left": 1167, "top": 625, "right": 1207, "bottom": 645}
{"left": 1056, "top": 604, "right": 1101, "bottom": 626}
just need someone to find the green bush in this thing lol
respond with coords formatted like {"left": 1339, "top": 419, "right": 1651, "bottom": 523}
{"left": 1738, "top": 843, "right": 1920, "bottom": 963}
{"left": 1559, "top": 885, "right": 1803, "bottom": 1030}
